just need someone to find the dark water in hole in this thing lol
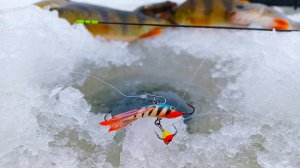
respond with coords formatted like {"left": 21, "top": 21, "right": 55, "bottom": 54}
{"left": 76, "top": 45, "right": 224, "bottom": 134}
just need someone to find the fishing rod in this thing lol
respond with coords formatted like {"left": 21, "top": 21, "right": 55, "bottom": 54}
{"left": 76, "top": 20, "right": 298, "bottom": 32}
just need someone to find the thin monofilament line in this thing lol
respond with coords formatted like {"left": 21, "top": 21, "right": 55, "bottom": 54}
{"left": 176, "top": 56, "right": 207, "bottom": 109}
{"left": 70, "top": 72, "right": 141, "bottom": 98}
{"left": 70, "top": 72, "right": 166, "bottom": 102}
{"left": 16, "top": 70, "right": 144, "bottom": 99}
{"left": 163, "top": 111, "right": 273, "bottom": 131}
{"left": 5, "top": 70, "right": 153, "bottom": 112}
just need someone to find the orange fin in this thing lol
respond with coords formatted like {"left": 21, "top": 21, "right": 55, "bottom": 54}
{"left": 108, "top": 119, "right": 135, "bottom": 132}
{"left": 140, "top": 29, "right": 161, "bottom": 39}
{"left": 274, "top": 19, "right": 290, "bottom": 30}
{"left": 100, "top": 108, "right": 140, "bottom": 126}
{"left": 99, "top": 118, "right": 121, "bottom": 126}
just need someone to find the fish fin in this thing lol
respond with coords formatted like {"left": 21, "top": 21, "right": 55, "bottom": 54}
{"left": 140, "top": 29, "right": 161, "bottom": 38}
{"left": 274, "top": 19, "right": 290, "bottom": 30}
{"left": 85, "top": 24, "right": 111, "bottom": 36}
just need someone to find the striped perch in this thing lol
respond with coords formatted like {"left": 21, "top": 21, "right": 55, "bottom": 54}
{"left": 172, "top": 0, "right": 298, "bottom": 30}
{"left": 100, "top": 104, "right": 184, "bottom": 132}
{"left": 134, "top": 0, "right": 248, "bottom": 27}
{"left": 35, "top": 0, "right": 170, "bottom": 41}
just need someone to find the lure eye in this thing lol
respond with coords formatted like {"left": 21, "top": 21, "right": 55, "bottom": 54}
{"left": 170, "top": 106, "right": 176, "bottom": 110}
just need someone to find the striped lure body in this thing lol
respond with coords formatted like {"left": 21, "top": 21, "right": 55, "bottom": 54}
{"left": 36, "top": 1, "right": 169, "bottom": 41}
{"left": 100, "top": 104, "right": 183, "bottom": 132}
{"left": 135, "top": 104, "right": 183, "bottom": 119}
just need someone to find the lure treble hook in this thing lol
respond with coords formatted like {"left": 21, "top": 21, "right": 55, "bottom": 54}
{"left": 154, "top": 123, "right": 178, "bottom": 145}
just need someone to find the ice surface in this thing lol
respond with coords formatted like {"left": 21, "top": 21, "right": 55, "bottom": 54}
{"left": 0, "top": 2, "right": 300, "bottom": 168}
{"left": 0, "top": 6, "right": 131, "bottom": 167}
{"left": 142, "top": 28, "right": 300, "bottom": 167}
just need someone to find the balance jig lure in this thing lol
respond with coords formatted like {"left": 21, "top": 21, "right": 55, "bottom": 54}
{"left": 100, "top": 102, "right": 195, "bottom": 132}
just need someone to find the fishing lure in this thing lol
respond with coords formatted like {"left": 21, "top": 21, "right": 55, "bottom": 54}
{"left": 154, "top": 120, "right": 177, "bottom": 145}
{"left": 99, "top": 103, "right": 195, "bottom": 132}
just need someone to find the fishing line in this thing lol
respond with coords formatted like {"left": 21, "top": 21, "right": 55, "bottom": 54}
{"left": 70, "top": 71, "right": 140, "bottom": 98}
{"left": 176, "top": 56, "right": 207, "bottom": 109}
{"left": 163, "top": 111, "right": 273, "bottom": 131}
{"left": 69, "top": 72, "right": 166, "bottom": 103}
{"left": 4, "top": 70, "right": 166, "bottom": 112}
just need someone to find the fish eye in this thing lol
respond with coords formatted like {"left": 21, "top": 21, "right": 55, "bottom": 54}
{"left": 236, "top": 5, "right": 244, "bottom": 9}
{"left": 170, "top": 106, "right": 176, "bottom": 110}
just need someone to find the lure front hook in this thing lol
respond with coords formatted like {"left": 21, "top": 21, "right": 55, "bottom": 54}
{"left": 182, "top": 103, "right": 195, "bottom": 116}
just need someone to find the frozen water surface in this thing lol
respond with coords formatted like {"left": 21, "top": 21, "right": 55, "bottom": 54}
{"left": 0, "top": 2, "right": 300, "bottom": 168}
